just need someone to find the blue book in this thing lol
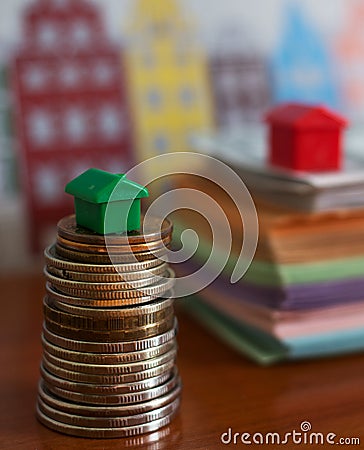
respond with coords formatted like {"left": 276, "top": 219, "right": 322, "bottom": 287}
{"left": 183, "top": 297, "right": 364, "bottom": 364}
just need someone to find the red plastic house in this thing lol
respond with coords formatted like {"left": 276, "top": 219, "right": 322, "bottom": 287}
{"left": 12, "top": 0, "right": 133, "bottom": 253}
{"left": 265, "top": 103, "right": 348, "bottom": 171}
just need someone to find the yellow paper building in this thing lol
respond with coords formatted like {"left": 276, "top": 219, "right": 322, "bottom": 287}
{"left": 124, "top": 0, "right": 214, "bottom": 163}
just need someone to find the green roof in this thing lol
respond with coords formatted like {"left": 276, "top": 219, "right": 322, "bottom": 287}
{"left": 65, "top": 168, "right": 149, "bottom": 204}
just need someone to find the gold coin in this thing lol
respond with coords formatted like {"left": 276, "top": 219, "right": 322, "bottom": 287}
{"left": 57, "top": 214, "right": 173, "bottom": 246}
{"left": 36, "top": 398, "right": 179, "bottom": 438}
{"left": 44, "top": 314, "right": 175, "bottom": 343}
{"left": 46, "top": 283, "right": 174, "bottom": 308}
{"left": 38, "top": 379, "right": 181, "bottom": 417}
{"left": 46, "top": 295, "right": 174, "bottom": 319}
{"left": 42, "top": 347, "right": 177, "bottom": 375}
{"left": 56, "top": 234, "right": 171, "bottom": 254}
{"left": 44, "top": 267, "right": 165, "bottom": 291}
{"left": 42, "top": 335, "right": 177, "bottom": 365}
{"left": 45, "top": 245, "right": 164, "bottom": 274}
{"left": 46, "top": 263, "right": 168, "bottom": 282}
{"left": 55, "top": 243, "right": 169, "bottom": 264}
{"left": 42, "top": 321, "right": 178, "bottom": 353}
{"left": 44, "top": 296, "right": 174, "bottom": 329}
{"left": 37, "top": 395, "right": 180, "bottom": 428}
{"left": 40, "top": 364, "right": 177, "bottom": 396}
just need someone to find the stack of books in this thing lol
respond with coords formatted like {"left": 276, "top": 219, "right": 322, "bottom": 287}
{"left": 173, "top": 130, "right": 364, "bottom": 364}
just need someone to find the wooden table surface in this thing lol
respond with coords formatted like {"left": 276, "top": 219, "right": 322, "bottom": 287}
{"left": 1, "top": 273, "right": 364, "bottom": 449}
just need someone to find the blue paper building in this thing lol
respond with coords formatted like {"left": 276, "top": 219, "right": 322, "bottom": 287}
{"left": 271, "top": 3, "right": 339, "bottom": 109}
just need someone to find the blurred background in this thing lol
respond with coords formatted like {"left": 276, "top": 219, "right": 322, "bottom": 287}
{"left": 0, "top": 0, "right": 363, "bottom": 272}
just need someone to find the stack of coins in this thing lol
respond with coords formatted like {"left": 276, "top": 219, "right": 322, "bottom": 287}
{"left": 36, "top": 215, "right": 181, "bottom": 438}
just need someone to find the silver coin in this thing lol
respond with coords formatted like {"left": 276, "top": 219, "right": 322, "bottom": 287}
{"left": 44, "top": 245, "right": 165, "bottom": 274}
{"left": 38, "top": 379, "right": 182, "bottom": 417}
{"left": 44, "top": 267, "right": 166, "bottom": 291}
{"left": 51, "top": 268, "right": 175, "bottom": 299}
{"left": 46, "top": 263, "right": 168, "bottom": 282}
{"left": 42, "top": 358, "right": 175, "bottom": 385}
{"left": 36, "top": 400, "right": 179, "bottom": 438}
{"left": 41, "top": 367, "right": 179, "bottom": 403}
{"left": 42, "top": 320, "right": 178, "bottom": 353}
{"left": 42, "top": 346, "right": 177, "bottom": 375}
{"left": 40, "top": 363, "right": 176, "bottom": 395}
{"left": 37, "top": 395, "right": 180, "bottom": 428}
{"left": 41, "top": 334, "right": 177, "bottom": 365}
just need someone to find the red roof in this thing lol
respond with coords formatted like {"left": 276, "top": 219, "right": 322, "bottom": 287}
{"left": 265, "top": 103, "right": 348, "bottom": 129}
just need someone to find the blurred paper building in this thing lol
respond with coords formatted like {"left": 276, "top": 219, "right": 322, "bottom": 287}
{"left": 12, "top": 0, "right": 133, "bottom": 253}
{"left": 209, "top": 27, "right": 271, "bottom": 128}
{"left": 271, "top": 3, "right": 339, "bottom": 109}
{"left": 0, "top": 65, "right": 16, "bottom": 199}
{"left": 124, "top": 0, "right": 214, "bottom": 161}
{"left": 336, "top": 0, "right": 364, "bottom": 122}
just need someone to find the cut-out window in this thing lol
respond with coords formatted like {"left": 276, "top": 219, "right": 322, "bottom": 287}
{"left": 98, "top": 105, "right": 122, "bottom": 140}
{"left": 37, "top": 22, "right": 59, "bottom": 49}
{"left": 146, "top": 88, "right": 163, "bottom": 109}
{"left": 23, "top": 64, "right": 48, "bottom": 91}
{"left": 153, "top": 133, "right": 169, "bottom": 153}
{"left": 64, "top": 107, "right": 87, "bottom": 143}
{"left": 28, "top": 109, "right": 54, "bottom": 146}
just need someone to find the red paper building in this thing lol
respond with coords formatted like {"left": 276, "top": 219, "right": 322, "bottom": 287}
{"left": 12, "top": 0, "right": 133, "bottom": 253}
{"left": 265, "top": 103, "right": 347, "bottom": 172}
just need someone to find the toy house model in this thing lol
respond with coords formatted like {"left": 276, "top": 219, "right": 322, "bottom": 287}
{"left": 265, "top": 103, "right": 348, "bottom": 171}
{"left": 12, "top": 0, "right": 133, "bottom": 251}
{"left": 65, "top": 168, "right": 149, "bottom": 234}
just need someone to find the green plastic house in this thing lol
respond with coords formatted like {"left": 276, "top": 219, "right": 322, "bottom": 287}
{"left": 65, "top": 168, "right": 149, "bottom": 234}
